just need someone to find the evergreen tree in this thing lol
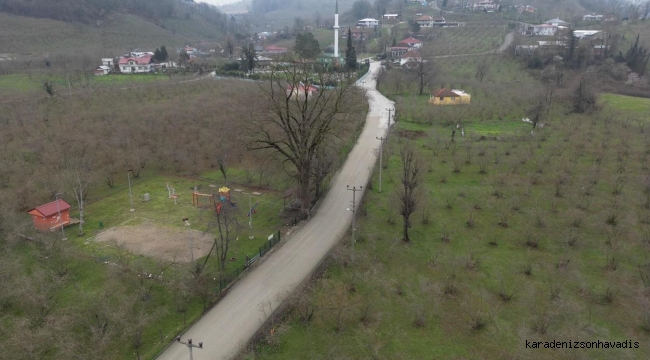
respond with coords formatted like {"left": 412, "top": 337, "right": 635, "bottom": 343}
{"left": 294, "top": 32, "right": 321, "bottom": 59}
{"left": 241, "top": 43, "right": 257, "bottom": 72}
{"left": 161, "top": 45, "right": 168, "bottom": 61}
{"left": 154, "top": 48, "right": 162, "bottom": 62}
{"left": 345, "top": 28, "right": 358, "bottom": 71}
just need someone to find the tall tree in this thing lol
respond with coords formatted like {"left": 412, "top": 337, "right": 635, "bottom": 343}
{"left": 345, "top": 28, "right": 358, "bottom": 71}
{"left": 351, "top": 0, "right": 373, "bottom": 20}
{"left": 294, "top": 32, "right": 321, "bottom": 59}
{"left": 397, "top": 143, "right": 422, "bottom": 242}
{"left": 248, "top": 65, "right": 363, "bottom": 218}
{"left": 60, "top": 154, "right": 93, "bottom": 236}
{"left": 160, "top": 45, "right": 168, "bottom": 61}
{"left": 154, "top": 48, "right": 162, "bottom": 62}
{"left": 241, "top": 43, "right": 257, "bottom": 73}
{"left": 225, "top": 36, "right": 235, "bottom": 58}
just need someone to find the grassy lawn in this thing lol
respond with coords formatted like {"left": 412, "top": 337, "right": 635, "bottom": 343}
{"left": 601, "top": 93, "right": 650, "bottom": 114}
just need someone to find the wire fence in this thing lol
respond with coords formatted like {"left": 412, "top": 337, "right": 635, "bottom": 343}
{"left": 217, "top": 230, "right": 281, "bottom": 293}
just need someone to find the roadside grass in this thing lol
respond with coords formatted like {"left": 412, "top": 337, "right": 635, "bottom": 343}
{"left": 248, "top": 107, "right": 650, "bottom": 359}
{"left": 601, "top": 93, "right": 650, "bottom": 114}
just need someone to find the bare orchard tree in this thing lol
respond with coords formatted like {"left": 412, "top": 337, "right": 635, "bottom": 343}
{"left": 407, "top": 55, "right": 439, "bottom": 96}
{"left": 207, "top": 198, "right": 240, "bottom": 271}
{"left": 397, "top": 142, "right": 422, "bottom": 242}
{"left": 248, "top": 64, "right": 364, "bottom": 218}
{"left": 60, "top": 154, "right": 93, "bottom": 236}
{"left": 475, "top": 58, "right": 490, "bottom": 83}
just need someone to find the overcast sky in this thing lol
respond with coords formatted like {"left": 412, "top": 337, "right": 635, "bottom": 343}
{"left": 197, "top": 0, "right": 244, "bottom": 7}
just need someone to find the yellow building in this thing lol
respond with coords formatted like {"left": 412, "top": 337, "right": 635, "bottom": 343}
{"left": 429, "top": 88, "right": 471, "bottom": 105}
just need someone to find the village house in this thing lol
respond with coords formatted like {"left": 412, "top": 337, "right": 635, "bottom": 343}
{"left": 389, "top": 46, "right": 409, "bottom": 57}
{"left": 236, "top": 55, "right": 274, "bottom": 71}
{"left": 119, "top": 54, "right": 153, "bottom": 73}
{"left": 414, "top": 15, "right": 445, "bottom": 28}
{"left": 583, "top": 14, "right": 604, "bottom": 21}
{"left": 545, "top": 18, "right": 569, "bottom": 26}
{"left": 522, "top": 23, "right": 558, "bottom": 36}
{"left": 398, "top": 37, "right": 423, "bottom": 49}
{"left": 94, "top": 65, "right": 112, "bottom": 76}
{"left": 515, "top": 5, "right": 536, "bottom": 13}
{"left": 349, "top": 27, "right": 374, "bottom": 41}
{"left": 27, "top": 199, "right": 71, "bottom": 232}
{"left": 286, "top": 83, "right": 318, "bottom": 99}
{"left": 382, "top": 13, "right": 399, "bottom": 19}
{"left": 101, "top": 58, "right": 114, "bottom": 67}
{"left": 357, "top": 18, "right": 379, "bottom": 27}
{"left": 264, "top": 45, "right": 288, "bottom": 54}
{"left": 429, "top": 88, "right": 471, "bottom": 105}
{"left": 467, "top": 0, "right": 500, "bottom": 11}
{"left": 399, "top": 49, "right": 422, "bottom": 66}
{"left": 573, "top": 30, "right": 602, "bottom": 40}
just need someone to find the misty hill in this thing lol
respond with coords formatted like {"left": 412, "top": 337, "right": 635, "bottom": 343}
{"left": 0, "top": 0, "right": 240, "bottom": 56}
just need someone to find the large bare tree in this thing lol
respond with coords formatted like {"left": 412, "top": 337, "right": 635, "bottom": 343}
{"left": 60, "top": 153, "right": 93, "bottom": 236}
{"left": 397, "top": 143, "right": 422, "bottom": 242}
{"left": 248, "top": 64, "right": 364, "bottom": 218}
{"left": 407, "top": 55, "right": 439, "bottom": 96}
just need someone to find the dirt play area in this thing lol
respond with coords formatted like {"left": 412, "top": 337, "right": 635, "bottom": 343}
{"left": 94, "top": 221, "right": 214, "bottom": 262}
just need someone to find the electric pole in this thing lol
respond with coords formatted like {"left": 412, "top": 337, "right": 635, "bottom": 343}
{"left": 127, "top": 170, "right": 135, "bottom": 212}
{"left": 346, "top": 185, "right": 363, "bottom": 262}
{"left": 176, "top": 336, "right": 203, "bottom": 360}
{"left": 386, "top": 107, "right": 393, "bottom": 126}
{"left": 183, "top": 218, "right": 194, "bottom": 263}
{"left": 55, "top": 192, "right": 67, "bottom": 241}
{"left": 376, "top": 136, "right": 387, "bottom": 192}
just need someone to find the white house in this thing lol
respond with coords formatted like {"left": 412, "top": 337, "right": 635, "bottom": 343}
{"left": 94, "top": 65, "right": 111, "bottom": 76}
{"left": 400, "top": 49, "right": 422, "bottom": 66}
{"left": 414, "top": 15, "right": 445, "bottom": 27}
{"left": 101, "top": 58, "right": 114, "bottom": 67}
{"left": 397, "top": 37, "right": 423, "bottom": 49}
{"left": 118, "top": 54, "right": 153, "bottom": 74}
{"left": 357, "top": 18, "right": 379, "bottom": 27}
{"left": 467, "top": 0, "right": 500, "bottom": 11}
{"left": 383, "top": 13, "right": 399, "bottom": 19}
{"left": 583, "top": 14, "right": 603, "bottom": 21}
{"left": 545, "top": 18, "right": 569, "bottom": 26}
{"left": 573, "top": 30, "right": 602, "bottom": 39}
{"left": 523, "top": 23, "right": 557, "bottom": 36}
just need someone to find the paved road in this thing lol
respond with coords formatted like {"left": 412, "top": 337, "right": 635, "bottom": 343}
{"left": 157, "top": 62, "right": 393, "bottom": 360}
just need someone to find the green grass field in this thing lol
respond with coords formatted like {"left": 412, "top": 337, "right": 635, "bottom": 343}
{"left": 601, "top": 93, "right": 650, "bottom": 114}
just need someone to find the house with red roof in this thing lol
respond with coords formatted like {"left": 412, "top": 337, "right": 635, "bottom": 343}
{"left": 286, "top": 83, "right": 318, "bottom": 99}
{"left": 414, "top": 15, "right": 446, "bottom": 27}
{"left": 399, "top": 49, "right": 422, "bottom": 66}
{"left": 265, "top": 45, "right": 288, "bottom": 54}
{"left": 398, "top": 37, "right": 423, "bottom": 49}
{"left": 429, "top": 88, "right": 471, "bottom": 105}
{"left": 27, "top": 199, "right": 72, "bottom": 232}
{"left": 118, "top": 54, "right": 153, "bottom": 74}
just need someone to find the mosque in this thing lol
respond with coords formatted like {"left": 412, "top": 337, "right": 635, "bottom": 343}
{"left": 318, "top": 0, "right": 345, "bottom": 65}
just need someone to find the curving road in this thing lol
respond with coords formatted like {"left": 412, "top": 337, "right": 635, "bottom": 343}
{"left": 157, "top": 61, "right": 393, "bottom": 360}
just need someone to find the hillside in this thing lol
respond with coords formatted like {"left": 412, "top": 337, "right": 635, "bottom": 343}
{"left": 0, "top": 0, "right": 239, "bottom": 57}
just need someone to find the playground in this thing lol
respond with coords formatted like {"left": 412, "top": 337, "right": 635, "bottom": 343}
{"left": 79, "top": 173, "right": 287, "bottom": 269}
{"left": 95, "top": 220, "right": 214, "bottom": 262}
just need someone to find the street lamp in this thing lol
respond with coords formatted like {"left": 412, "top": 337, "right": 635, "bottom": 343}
{"left": 183, "top": 218, "right": 194, "bottom": 263}
{"left": 176, "top": 336, "right": 203, "bottom": 360}
{"left": 242, "top": 192, "right": 254, "bottom": 239}
{"left": 127, "top": 170, "right": 135, "bottom": 212}
{"left": 55, "top": 192, "right": 67, "bottom": 241}
{"left": 346, "top": 185, "right": 363, "bottom": 262}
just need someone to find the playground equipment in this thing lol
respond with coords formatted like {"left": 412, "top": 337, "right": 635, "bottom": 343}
{"left": 215, "top": 186, "right": 237, "bottom": 214}
{"left": 192, "top": 192, "right": 214, "bottom": 208}
{"left": 166, "top": 183, "right": 176, "bottom": 199}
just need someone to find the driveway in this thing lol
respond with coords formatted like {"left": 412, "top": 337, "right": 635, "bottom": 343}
{"left": 157, "top": 61, "right": 393, "bottom": 360}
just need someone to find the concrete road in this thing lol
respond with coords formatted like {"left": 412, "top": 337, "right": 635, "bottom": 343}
{"left": 157, "top": 62, "right": 393, "bottom": 360}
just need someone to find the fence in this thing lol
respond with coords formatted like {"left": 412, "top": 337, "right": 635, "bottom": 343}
{"left": 217, "top": 230, "right": 281, "bottom": 292}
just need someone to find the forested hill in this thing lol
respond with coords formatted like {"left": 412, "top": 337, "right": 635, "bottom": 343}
{"left": 0, "top": 0, "right": 240, "bottom": 55}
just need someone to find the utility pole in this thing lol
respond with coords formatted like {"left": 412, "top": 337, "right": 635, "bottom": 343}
{"left": 386, "top": 107, "right": 393, "bottom": 126}
{"left": 127, "top": 170, "right": 135, "bottom": 212}
{"left": 246, "top": 192, "right": 254, "bottom": 239}
{"left": 346, "top": 185, "right": 363, "bottom": 262}
{"left": 183, "top": 218, "right": 194, "bottom": 263}
{"left": 55, "top": 192, "right": 67, "bottom": 241}
{"left": 176, "top": 336, "right": 203, "bottom": 360}
{"left": 376, "top": 136, "right": 387, "bottom": 192}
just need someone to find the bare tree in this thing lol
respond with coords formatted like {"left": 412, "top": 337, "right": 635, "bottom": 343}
{"left": 475, "top": 58, "right": 490, "bottom": 83}
{"left": 407, "top": 57, "right": 439, "bottom": 95}
{"left": 60, "top": 154, "right": 93, "bottom": 236}
{"left": 397, "top": 143, "right": 422, "bottom": 242}
{"left": 208, "top": 198, "right": 240, "bottom": 271}
{"left": 248, "top": 64, "right": 364, "bottom": 218}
